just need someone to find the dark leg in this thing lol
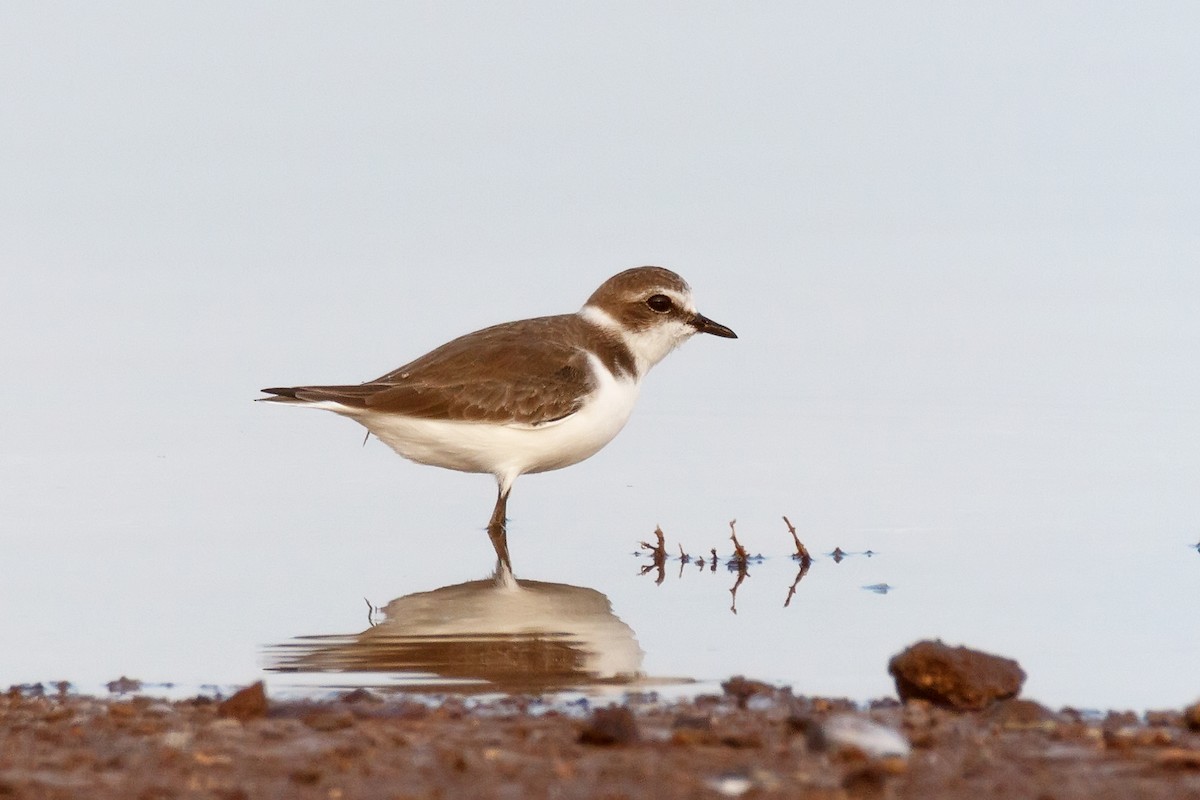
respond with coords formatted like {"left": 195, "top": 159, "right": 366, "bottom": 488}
{"left": 487, "top": 485, "right": 513, "bottom": 574}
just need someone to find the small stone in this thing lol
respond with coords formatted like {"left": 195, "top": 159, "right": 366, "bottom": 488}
{"left": 579, "top": 706, "right": 638, "bottom": 746}
{"left": 340, "top": 688, "right": 382, "bottom": 704}
{"left": 289, "top": 768, "right": 322, "bottom": 785}
{"left": 1145, "top": 710, "right": 1181, "bottom": 727}
{"left": 888, "top": 640, "right": 1025, "bottom": 711}
{"left": 303, "top": 711, "right": 356, "bottom": 732}
{"left": 193, "top": 751, "right": 233, "bottom": 766}
{"left": 671, "top": 727, "right": 720, "bottom": 746}
{"left": 218, "top": 682, "right": 268, "bottom": 722}
{"left": 161, "top": 730, "right": 193, "bottom": 749}
{"left": 41, "top": 705, "right": 74, "bottom": 723}
{"left": 672, "top": 714, "right": 712, "bottom": 731}
{"left": 1183, "top": 701, "right": 1200, "bottom": 731}
{"left": 109, "top": 702, "right": 138, "bottom": 719}
{"left": 1103, "top": 725, "right": 1174, "bottom": 750}
{"left": 1157, "top": 748, "right": 1200, "bottom": 769}
{"left": 988, "top": 699, "right": 1058, "bottom": 729}
{"left": 721, "top": 676, "right": 777, "bottom": 709}
{"left": 1105, "top": 710, "right": 1139, "bottom": 728}
{"left": 719, "top": 732, "right": 764, "bottom": 749}
{"left": 706, "top": 773, "right": 753, "bottom": 797}
{"left": 106, "top": 676, "right": 143, "bottom": 694}
{"left": 901, "top": 699, "right": 933, "bottom": 727}
{"left": 810, "top": 713, "right": 911, "bottom": 760}
{"left": 671, "top": 714, "right": 716, "bottom": 745}
{"left": 206, "top": 719, "right": 246, "bottom": 737}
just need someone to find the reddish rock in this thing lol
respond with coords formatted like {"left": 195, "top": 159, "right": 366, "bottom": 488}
{"left": 218, "top": 682, "right": 269, "bottom": 722}
{"left": 888, "top": 640, "right": 1025, "bottom": 711}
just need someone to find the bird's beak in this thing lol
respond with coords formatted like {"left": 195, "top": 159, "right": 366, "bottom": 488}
{"left": 690, "top": 313, "right": 737, "bottom": 339}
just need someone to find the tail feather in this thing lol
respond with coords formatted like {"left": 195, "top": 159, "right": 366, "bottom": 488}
{"left": 258, "top": 387, "right": 309, "bottom": 404}
{"left": 257, "top": 385, "right": 373, "bottom": 408}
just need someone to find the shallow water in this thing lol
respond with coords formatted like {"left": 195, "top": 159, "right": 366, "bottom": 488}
{"left": 3, "top": 268, "right": 1197, "bottom": 710}
{"left": 3, "top": 389, "right": 1196, "bottom": 710}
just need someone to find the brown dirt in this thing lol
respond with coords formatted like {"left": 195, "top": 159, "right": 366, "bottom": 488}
{"left": 5, "top": 681, "right": 1200, "bottom": 799}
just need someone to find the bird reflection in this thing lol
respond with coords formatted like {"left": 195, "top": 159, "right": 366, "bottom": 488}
{"left": 267, "top": 562, "right": 644, "bottom": 694}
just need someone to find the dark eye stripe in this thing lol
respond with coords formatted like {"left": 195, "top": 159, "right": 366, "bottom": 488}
{"left": 646, "top": 294, "right": 672, "bottom": 313}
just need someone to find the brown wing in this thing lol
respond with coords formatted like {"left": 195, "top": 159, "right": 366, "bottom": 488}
{"left": 261, "top": 315, "right": 597, "bottom": 426}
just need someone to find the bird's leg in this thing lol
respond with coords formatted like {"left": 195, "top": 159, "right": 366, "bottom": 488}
{"left": 487, "top": 485, "right": 513, "bottom": 575}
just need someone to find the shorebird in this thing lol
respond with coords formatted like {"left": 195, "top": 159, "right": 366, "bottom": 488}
{"left": 260, "top": 266, "right": 736, "bottom": 568}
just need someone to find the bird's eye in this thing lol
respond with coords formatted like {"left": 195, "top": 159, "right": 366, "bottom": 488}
{"left": 646, "top": 294, "right": 673, "bottom": 313}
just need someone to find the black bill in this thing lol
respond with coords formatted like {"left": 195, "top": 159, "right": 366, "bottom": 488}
{"left": 690, "top": 313, "right": 737, "bottom": 339}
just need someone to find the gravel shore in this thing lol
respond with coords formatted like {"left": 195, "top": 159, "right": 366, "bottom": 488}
{"left": 5, "top": 676, "right": 1200, "bottom": 799}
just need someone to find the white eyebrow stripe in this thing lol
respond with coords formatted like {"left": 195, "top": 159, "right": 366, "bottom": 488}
{"left": 579, "top": 304, "right": 622, "bottom": 330}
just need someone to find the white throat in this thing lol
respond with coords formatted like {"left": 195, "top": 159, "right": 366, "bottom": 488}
{"left": 579, "top": 304, "right": 696, "bottom": 378}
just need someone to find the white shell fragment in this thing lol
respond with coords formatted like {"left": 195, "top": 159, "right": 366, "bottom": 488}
{"left": 816, "top": 713, "right": 911, "bottom": 760}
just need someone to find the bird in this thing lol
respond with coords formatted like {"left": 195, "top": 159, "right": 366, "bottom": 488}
{"left": 259, "top": 266, "right": 736, "bottom": 569}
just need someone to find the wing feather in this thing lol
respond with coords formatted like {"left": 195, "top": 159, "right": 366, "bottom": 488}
{"left": 261, "top": 315, "right": 599, "bottom": 426}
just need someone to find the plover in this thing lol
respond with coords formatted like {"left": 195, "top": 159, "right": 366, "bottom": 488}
{"left": 260, "top": 266, "right": 736, "bottom": 568}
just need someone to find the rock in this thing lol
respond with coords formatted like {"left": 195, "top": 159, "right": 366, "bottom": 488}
{"left": 303, "top": 710, "right": 356, "bottom": 732}
{"left": 289, "top": 767, "right": 322, "bottom": 785}
{"left": 579, "top": 706, "right": 639, "bottom": 746}
{"left": 987, "top": 699, "right": 1057, "bottom": 729}
{"left": 218, "top": 682, "right": 268, "bottom": 722}
{"left": 888, "top": 640, "right": 1025, "bottom": 711}
{"left": 1183, "top": 701, "right": 1200, "bottom": 731}
{"left": 341, "top": 687, "right": 382, "bottom": 704}
{"left": 721, "top": 676, "right": 778, "bottom": 709}
{"left": 106, "top": 676, "right": 143, "bottom": 694}
{"left": 108, "top": 702, "right": 137, "bottom": 719}
{"left": 809, "top": 713, "right": 911, "bottom": 760}
{"left": 1145, "top": 710, "right": 1182, "bottom": 728}
{"left": 1156, "top": 748, "right": 1200, "bottom": 769}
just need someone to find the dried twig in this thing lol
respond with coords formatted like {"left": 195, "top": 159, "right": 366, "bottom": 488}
{"left": 783, "top": 515, "right": 813, "bottom": 567}
{"left": 638, "top": 526, "right": 668, "bottom": 585}
{"left": 728, "top": 519, "right": 749, "bottom": 569}
{"left": 729, "top": 568, "right": 747, "bottom": 615}
{"left": 784, "top": 560, "right": 811, "bottom": 608}
{"left": 639, "top": 525, "right": 667, "bottom": 557}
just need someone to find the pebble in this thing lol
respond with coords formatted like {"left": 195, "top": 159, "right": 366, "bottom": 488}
{"left": 811, "top": 713, "right": 911, "bottom": 760}
{"left": 218, "top": 682, "right": 268, "bottom": 722}
{"left": 578, "top": 706, "right": 638, "bottom": 746}
{"left": 1183, "top": 701, "right": 1200, "bottom": 732}
{"left": 161, "top": 730, "right": 193, "bottom": 749}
